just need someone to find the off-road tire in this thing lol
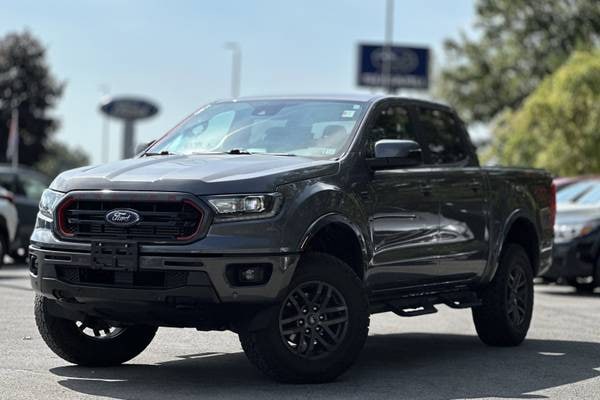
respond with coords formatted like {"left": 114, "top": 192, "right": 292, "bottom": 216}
{"left": 239, "top": 252, "right": 370, "bottom": 383}
{"left": 35, "top": 295, "right": 157, "bottom": 366}
{"left": 473, "top": 244, "right": 534, "bottom": 346}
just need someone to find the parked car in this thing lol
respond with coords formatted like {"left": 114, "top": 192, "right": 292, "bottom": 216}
{"left": 553, "top": 175, "right": 600, "bottom": 191}
{"left": 0, "top": 165, "right": 50, "bottom": 260}
{"left": 543, "top": 178, "right": 600, "bottom": 291}
{"left": 30, "top": 95, "right": 554, "bottom": 383}
{"left": 0, "top": 186, "right": 19, "bottom": 266}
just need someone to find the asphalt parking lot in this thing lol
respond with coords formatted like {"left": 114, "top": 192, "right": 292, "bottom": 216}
{"left": 1, "top": 264, "right": 599, "bottom": 400}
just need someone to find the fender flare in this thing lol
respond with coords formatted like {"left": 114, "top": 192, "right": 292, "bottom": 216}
{"left": 482, "top": 208, "right": 538, "bottom": 284}
{"left": 298, "top": 212, "right": 370, "bottom": 273}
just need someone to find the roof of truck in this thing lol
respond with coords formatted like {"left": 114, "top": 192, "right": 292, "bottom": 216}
{"left": 214, "top": 94, "right": 452, "bottom": 110}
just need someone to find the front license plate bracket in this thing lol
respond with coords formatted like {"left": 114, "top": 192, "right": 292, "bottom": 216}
{"left": 91, "top": 241, "right": 138, "bottom": 271}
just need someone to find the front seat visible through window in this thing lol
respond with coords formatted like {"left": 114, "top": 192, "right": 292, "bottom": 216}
{"left": 365, "top": 103, "right": 442, "bottom": 288}
{"left": 415, "top": 106, "right": 489, "bottom": 280}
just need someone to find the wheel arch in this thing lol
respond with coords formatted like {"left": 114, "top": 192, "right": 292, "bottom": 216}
{"left": 494, "top": 210, "right": 540, "bottom": 279}
{"left": 299, "top": 213, "right": 369, "bottom": 280}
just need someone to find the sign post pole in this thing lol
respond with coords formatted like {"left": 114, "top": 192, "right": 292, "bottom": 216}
{"left": 384, "top": 0, "right": 395, "bottom": 94}
{"left": 123, "top": 119, "right": 135, "bottom": 159}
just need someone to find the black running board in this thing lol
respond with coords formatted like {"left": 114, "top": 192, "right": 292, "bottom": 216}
{"left": 375, "top": 290, "right": 482, "bottom": 317}
{"left": 390, "top": 304, "right": 438, "bottom": 317}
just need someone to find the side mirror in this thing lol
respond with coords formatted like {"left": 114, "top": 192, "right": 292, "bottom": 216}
{"left": 367, "top": 139, "right": 423, "bottom": 170}
{"left": 135, "top": 140, "right": 156, "bottom": 155}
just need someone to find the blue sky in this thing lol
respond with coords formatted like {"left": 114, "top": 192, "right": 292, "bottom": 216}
{"left": 1, "top": 0, "right": 476, "bottom": 164}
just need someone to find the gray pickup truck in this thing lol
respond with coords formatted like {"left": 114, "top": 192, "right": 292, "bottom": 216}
{"left": 30, "top": 95, "right": 555, "bottom": 383}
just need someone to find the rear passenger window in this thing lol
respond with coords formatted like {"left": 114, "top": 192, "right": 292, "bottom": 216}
{"left": 417, "top": 108, "right": 468, "bottom": 165}
{"left": 367, "top": 106, "right": 416, "bottom": 157}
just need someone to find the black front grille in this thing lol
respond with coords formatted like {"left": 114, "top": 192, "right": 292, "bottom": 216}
{"left": 59, "top": 198, "right": 203, "bottom": 242}
{"left": 56, "top": 266, "right": 190, "bottom": 289}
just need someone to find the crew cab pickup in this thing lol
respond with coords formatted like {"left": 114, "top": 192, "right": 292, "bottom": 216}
{"left": 30, "top": 95, "right": 555, "bottom": 383}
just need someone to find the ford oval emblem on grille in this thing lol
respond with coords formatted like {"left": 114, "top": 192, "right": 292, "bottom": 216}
{"left": 105, "top": 209, "right": 141, "bottom": 227}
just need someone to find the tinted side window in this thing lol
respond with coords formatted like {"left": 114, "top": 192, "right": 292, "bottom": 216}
{"left": 417, "top": 108, "right": 468, "bottom": 165}
{"left": 367, "top": 105, "right": 416, "bottom": 157}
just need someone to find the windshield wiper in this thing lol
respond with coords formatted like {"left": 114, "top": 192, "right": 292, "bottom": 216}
{"left": 226, "top": 148, "right": 252, "bottom": 155}
{"left": 144, "top": 150, "right": 176, "bottom": 156}
{"left": 224, "top": 149, "right": 297, "bottom": 157}
{"left": 262, "top": 153, "right": 297, "bottom": 157}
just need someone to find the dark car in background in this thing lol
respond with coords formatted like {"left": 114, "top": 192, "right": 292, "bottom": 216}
{"left": 0, "top": 165, "right": 50, "bottom": 260}
{"left": 543, "top": 178, "right": 600, "bottom": 291}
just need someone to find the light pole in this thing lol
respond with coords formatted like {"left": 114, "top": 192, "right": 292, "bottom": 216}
{"left": 99, "top": 85, "right": 110, "bottom": 163}
{"left": 224, "top": 42, "right": 241, "bottom": 98}
{"left": 384, "top": 0, "right": 395, "bottom": 94}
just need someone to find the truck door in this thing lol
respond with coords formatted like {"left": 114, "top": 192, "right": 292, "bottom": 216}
{"left": 415, "top": 107, "right": 489, "bottom": 280}
{"left": 364, "top": 103, "right": 442, "bottom": 290}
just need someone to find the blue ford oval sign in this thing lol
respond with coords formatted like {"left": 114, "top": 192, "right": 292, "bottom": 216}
{"left": 105, "top": 209, "right": 141, "bottom": 227}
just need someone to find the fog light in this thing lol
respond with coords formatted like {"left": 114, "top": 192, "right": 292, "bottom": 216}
{"left": 226, "top": 263, "right": 273, "bottom": 286}
{"left": 239, "top": 266, "right": 263, "bottom": 283}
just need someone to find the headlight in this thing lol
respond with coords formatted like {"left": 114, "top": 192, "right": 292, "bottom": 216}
{"left": 39, "top": 189, "right": 65, "bottom": 219}
{"left": 554, "top": 222, "right": 599, "bottom": 243}
{"left": 206, "top": 193, "right": 282, "bottom": 222}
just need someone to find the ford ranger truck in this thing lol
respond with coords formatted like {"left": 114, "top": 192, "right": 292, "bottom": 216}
{"left": 30, "top": 95, "right": 555, "bottom": 383}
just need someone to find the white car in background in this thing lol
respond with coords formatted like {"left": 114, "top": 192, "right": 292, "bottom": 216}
{"left": 0, "top": 186, "right": 18, "bottom": 266}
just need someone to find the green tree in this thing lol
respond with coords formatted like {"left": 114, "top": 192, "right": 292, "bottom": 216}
{"left": 0, "top": 31, "right": 64, "bottom": 165}
{"left": 486, "top": 51, "right": 600, "bottom": 175}
{"left": 34, "top": 141, "right": 90, "bottom": 179}
{"left": 439, "top": 0, "right": 600, "bottom": 123}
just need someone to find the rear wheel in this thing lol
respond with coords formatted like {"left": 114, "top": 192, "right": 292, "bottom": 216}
{"left": 34, "top": 295, "right": 157, "bottom": 366}
{"left": 239, "top": 252, "right": 369, "bottom": 383}
{"left": 472, "top": 244, "right": 534, "bottom": 346}
{"left": 10, "top": 250, "right": 28, "bottom": 264}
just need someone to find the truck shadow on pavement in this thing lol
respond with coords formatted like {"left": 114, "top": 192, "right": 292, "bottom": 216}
{"left": 536, "top": 288, "right": 600, "bottom": 298}
{"left": 50, "top": 333, "right": 600, "bottom": 400}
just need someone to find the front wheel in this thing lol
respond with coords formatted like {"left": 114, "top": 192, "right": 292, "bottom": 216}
{"left": 472, "top": 244, "right": 534, "bottom": 346}
{"left": 239, "top": 252, "right": 369, "bottom": 383}
{"left": 34, "top": 295, "right": 157, "bottom": 366}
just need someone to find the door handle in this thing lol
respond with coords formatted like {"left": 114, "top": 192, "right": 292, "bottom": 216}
{"left": 468, "top": 180, "right": 482, "bottom": 192}
{"left": 419, "top": 183, "right": 433, "bottom": 195}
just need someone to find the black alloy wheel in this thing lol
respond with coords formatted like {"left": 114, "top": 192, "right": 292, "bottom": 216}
{"left": 506, "top": 266, "right": 528, "bottom": 326}
{"left": 239, "top": 252, "right": 369, "bottom": 383}
{"left": 279, "top": 281, "right": 349, "bottom": 360}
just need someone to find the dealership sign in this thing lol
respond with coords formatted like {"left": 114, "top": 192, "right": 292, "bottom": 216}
{"left": 100, "top": 97, "right": 159, "bottom": 121}
{"left": 99, "top": 95, "right": 159, "bottom": 159}
{"left": 357, "top": 44, "right": 430, "bottom": 90}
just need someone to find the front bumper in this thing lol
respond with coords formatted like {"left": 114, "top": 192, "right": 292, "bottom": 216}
{"left": 542, "top": 241, "right": 595, "bottom": 280}
{"left": 29, "top": 244, "right": 299, "bottom": 304}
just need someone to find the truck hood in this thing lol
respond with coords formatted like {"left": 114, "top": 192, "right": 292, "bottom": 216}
{"left": 51, "top": 154, "right": 338, "bottom": 194}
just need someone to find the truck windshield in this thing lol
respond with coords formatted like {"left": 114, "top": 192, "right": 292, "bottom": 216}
{"left": 147, "top": 100, "right": 367, "bottom": 158}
